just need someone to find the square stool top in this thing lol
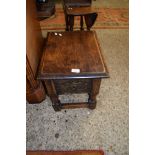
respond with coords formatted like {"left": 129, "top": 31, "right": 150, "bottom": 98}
{"left": 37, "top": 31, "right": 109, "bottom": 80}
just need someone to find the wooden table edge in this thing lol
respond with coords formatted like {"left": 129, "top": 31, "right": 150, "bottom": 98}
{"left": 37, "top": 72, "right": 109, "bottom": 80}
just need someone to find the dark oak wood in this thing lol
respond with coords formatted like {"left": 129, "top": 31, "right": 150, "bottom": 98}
{"left": 26, "top": 0, "right": 44, "bottom": 75}
{"left": 26, "top": 0, "right": 46, "bottom": 103}
{"left": 37, "top": 31, "right": 109, "bottom": 111}
{"left": 38, "top": 31, "right": 108, "bottom": 79}
{"left": 36, "top": 0, "right": 56, "bottom": 20}
{"left": 66, "top": 6, "right": 96, "bottom": 15}
{"left": 84, "top": 12, "right": 98, "bottom": 30}
{"left": 44, "top": 80, "right": 61, "bottom": 111}
{"left": 64, "top": 6, "right": 97, "bottom": 31}
{"left": 26, "top": 56, "right": 46, "bottom": 103}
{"left": 54, "top": 79, "right": 91, "bottom": 94}
{"left": 63, "top": 0, "right": 92, "bottom": 7}
{"left": 88, "top": 78, "right": 101, "bottom": 109}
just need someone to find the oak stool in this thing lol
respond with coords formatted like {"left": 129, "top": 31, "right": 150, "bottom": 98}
{"left": 37, "top": 31, "right": 109, "bottom": 111}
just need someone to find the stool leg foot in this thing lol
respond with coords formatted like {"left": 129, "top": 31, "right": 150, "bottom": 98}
{"left": 88, "top": 98, "right": 96, "bottom": 109}
{"left": 52, "top": 104, "right": 61, "bottom": 111}
{"left": 44, "top": 80, "right": 62, "bottom": 111}
{"left": 88, "top": 79, "right": 101, "bottom": 109}
{"left": 50, "top": 97, "right": 61, "bottom": 111}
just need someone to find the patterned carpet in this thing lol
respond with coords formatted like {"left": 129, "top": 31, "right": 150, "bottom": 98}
{"left": 27, "top": 150, "right": 104, "bottom": 155}
{"left": 40, "top": 7, "right": 129, "bottom": 30}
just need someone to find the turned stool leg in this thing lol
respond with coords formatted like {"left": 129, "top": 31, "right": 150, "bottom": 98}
{"left": 65, "top": 14, "right": 69, "bottom": 31}
{"left": 69, "top": 15, "right": 74, "bottom": 31}
{"left": 44, "top": 80, "right": 61, "bottom": 111}
{"left": 88, "top": 79, "right": 101, "bottom": 109}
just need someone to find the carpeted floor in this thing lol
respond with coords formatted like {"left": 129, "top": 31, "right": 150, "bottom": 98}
{"left": 40, "top": 7, "right": 128, "bottom": 30}
{"left": 26, "top": 29, "right": 129, "bottom": 155}
{"left": 53, "top": 0, "right": 129, "bottom": 8}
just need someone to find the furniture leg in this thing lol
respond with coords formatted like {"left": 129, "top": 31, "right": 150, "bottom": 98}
{"left": 88, "top": 79, "right": 101, "bottom": 109}
{"left": 84, "top": 13, "right": 98, "bottom": 30}
{"left": 87, "top": 27, "right": 90, "bottom": 31}
{"left": 65, "top": 14, "right": 69, "bottom": 31}
{"left": 44, "top": 80, "right": 61, "bottom": 111}
{"left": 69, "top": 15, "right": 74, "bottom": 31}
{"left": 80, "top": 15, "right": 84, "bottom": 30}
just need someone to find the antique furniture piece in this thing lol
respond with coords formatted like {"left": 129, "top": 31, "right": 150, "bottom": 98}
{"left": 37, "top": 31, "right": 109, "bottom": 111}
{"left": 26, "top": 56, "right": 46, "bottom": 103}
{"left": 64, "top": 6, "right": 97, "bottom": 31}
{"left": 63, "top": 0, "right": 92, "bottom": 7}
{"left": 26, "top": 0, "right": 46, "bottom": 103}
{"left": 36, "top": 0, "right": 56, "bottom": 20}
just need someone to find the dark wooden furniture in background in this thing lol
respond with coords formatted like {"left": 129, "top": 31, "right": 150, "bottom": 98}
{"left": 37, "top": 31, "right": 109, "bottom": 111}
{"left": 36, "top": 0, "right": 56, "bottom": 20}
{"left": 63, "top": 0, "right": 92, "bottom": 7}
{"left": 26, "top": 0, "right": 46, "bottom": 103}
{"left": 64, "top": 6, "right": 97, "bottom": 31}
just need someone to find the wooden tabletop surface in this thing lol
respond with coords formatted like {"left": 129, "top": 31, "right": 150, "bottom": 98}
{"left": 38, "top": 31, "right": 109, "bottom": 80}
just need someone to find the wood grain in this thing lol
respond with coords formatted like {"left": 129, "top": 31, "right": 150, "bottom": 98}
{"left": 54, "top": 79, "right": 91, "bottom": 94}
{"left": 37, "top": 30, "right": 109, "bottom": 111}
{"left": 26, "top": 56, "right": 46, "bottom": 103}
{"left": 88, "top": 78, "right": 101, "bottom": 109}
{"left": 38, "top": 31, "right": 109, "bottom": 80}
{"left": 26, "top": 0, "right": 46, "bottom": 103}
{"left": 26, "top": 0, "right": 44, "bottom": 75}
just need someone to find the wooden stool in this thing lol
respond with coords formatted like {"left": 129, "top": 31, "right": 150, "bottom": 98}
{"left": 64, "top": 6, "right": 98, "bottom": 31}
{"left": 37, "top": 31, "right": 109, "bottom": 111}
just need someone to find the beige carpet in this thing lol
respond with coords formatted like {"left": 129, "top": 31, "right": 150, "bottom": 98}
{"left": 27, "top": 29, "right": 129, "bottom": 155}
